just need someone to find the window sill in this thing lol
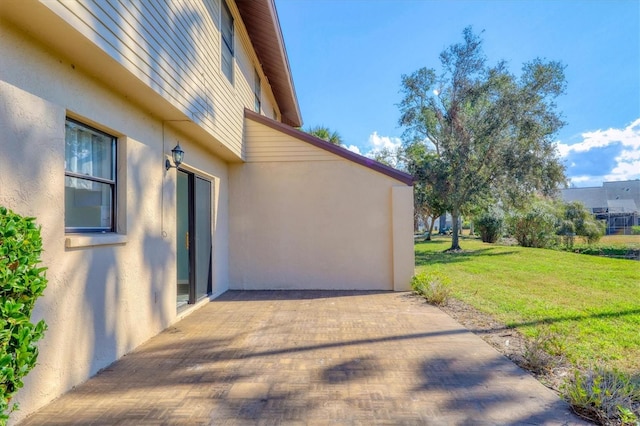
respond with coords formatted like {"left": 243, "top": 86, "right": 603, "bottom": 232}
{"left": 65, "top": 234, "right": 128, "bottom": 249}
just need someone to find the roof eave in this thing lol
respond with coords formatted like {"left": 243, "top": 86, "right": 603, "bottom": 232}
{"left": 235, "top": 0, "right": 302, "bottom": 127}
{"left": 245, "top": 109, "right": 414, "bottom": 185}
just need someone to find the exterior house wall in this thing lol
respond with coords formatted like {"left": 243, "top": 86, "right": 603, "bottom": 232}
{"left": 40, "top": 0, "right": 278, "bottom": 158}
{"left": 2, "top": 0, "right": 280, "bottom": 161}
{"left": 229, "top": 116, "right": 414, "bottom": 291}
{"left": 0, "top": 1, "right": 414, "bottom": 423}
{"left": 0, "top": 11, "right": 232, "bottom": 423}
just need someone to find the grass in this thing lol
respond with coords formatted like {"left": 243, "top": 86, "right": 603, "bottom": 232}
{"left": 567, "top": 234, "right": 640, "bottom": 259}
{"left": 596, "top": 234, "right": 640, "bottom": 247}
{"left": 572, "top": 234, "right": 640, "bottom": 252}
{"left": 415, "top": 236, "right": 640, "bottom": 374}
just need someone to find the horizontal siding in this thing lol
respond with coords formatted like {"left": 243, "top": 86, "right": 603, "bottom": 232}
{"left": 236, "top": 27, "right": 257, "bottom": 117}
{"left": 43, "top": 0, "right": 280, "bottom": 159}
{"left": 232, "top": 2, "right": 281, "bottom": 156}
{"left": 245, "top": 120, "right": 337, "bottom": 162}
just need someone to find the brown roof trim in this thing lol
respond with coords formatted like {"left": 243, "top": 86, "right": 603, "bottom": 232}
{"left": 235, "top": 0, "right": 302, "bottom": 127}
{"left": 245, "top": 109, "right": 414, "bottom": 186}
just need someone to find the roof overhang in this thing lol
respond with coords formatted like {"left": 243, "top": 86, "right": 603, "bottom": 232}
{"left": 236, "top": 0, "right": 302, "bottom": 128}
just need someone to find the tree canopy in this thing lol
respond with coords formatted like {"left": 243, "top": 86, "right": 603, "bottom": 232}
{"left": 398, "top": 27, "right": 567, "bottom": 250}
{"left": 305, "top": 125, "right": 343, "bottom": 146}
{"left": 403, "top": 143, "right": 448, "bottom": 238}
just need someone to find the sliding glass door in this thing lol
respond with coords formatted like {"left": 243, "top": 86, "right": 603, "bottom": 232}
{"left": 176, "top": 170, "right": 212, "bottom": 310}
{"left": 194, "top": 176, "right": 212, "bottom": 300}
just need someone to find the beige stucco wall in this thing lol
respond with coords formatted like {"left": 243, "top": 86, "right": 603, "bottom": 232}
{"left": 392, "top": 186, "right": 414, "bottom": 291}
{"left": 0, "top": 21, "right": 230, "bottom": 424}
{"left": 229, "top": 118, "right": 414, "bottom": 291}
{"left": 0, "top": 2, "right": 413, "bottom": 422}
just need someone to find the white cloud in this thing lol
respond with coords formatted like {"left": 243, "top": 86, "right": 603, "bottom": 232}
{"left": 567, "top": 175, "right": 611, "bottom": 188}
{"left": 617, "top": 149, "right": 640, "bottom": 161}
{"left": 556, "top": 118, "right": 640, "bottom": 185}
{"left": 346, "top": 132, "right": 404, "bottom": 166}
{"left": 345, "top": 144, "right": 361, "bottom": 155}
{"left": 605, "top": 160, "right": 640, "bottom": 182}
{"left": 367, "top": 131, "right": 402, "bottom": 153}
{"left": 556, "top": 118, "right": 640, "bottom": 157}
{"left": 356, "top": 132, "right": 404, "bottom": 167}
{"left": 569, "top": 175, "right": 595, "bottom": 184}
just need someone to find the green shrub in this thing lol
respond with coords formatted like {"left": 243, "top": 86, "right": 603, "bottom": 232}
{"left": 557, "top": 219, "right": 576, "bottom": 249}
{"left": 507, "top": 202, "right": 558, "bottom": 248}
{"left": 582, "top": 220, "right": 606, "bottom": 245}
{"left": 474, "top": 209, "right": 503, "bottom": 243}
{"left": 411, "top": 270, "right": 451, "bottom": 306}
{"left": 560, "top": 201, "right": 605, "bottom": 245}
{"left": 630, "top": 225, "right": 640, "bottom": 236}
{"left": 509, "top": 200, "right": 607, "bottom": 250}
{"left": 562, "top": 366, "right": 640, "bottom": 425}
{"left": 0, "top": 207, "right": 48, "bottom": 422}
{"left": 569, "top": 245, "right": 639, "bottom": 260}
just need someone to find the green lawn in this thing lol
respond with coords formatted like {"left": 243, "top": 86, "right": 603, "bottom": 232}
{"left": 415, "top": 236, "right": 640, "bottom": 373}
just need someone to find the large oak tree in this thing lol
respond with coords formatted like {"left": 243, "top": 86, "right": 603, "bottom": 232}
{"left": 399, "top": 27, "right": 566, "bottom": 250}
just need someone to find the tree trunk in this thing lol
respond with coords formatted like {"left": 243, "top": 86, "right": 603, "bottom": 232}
{"left": 449, "top": 210, "right": 462, "bottom": 251}
{"left": 426, "top": 214, "right": 436, "bottom": 240}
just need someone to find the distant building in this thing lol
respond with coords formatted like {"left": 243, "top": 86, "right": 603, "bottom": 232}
{"left": 561, "top": 180, "right": 640, "bottom": 234}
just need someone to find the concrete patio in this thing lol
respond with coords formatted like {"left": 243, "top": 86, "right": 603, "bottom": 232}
{"left": 18, "top": 291, "right": 586, "bottom": 425}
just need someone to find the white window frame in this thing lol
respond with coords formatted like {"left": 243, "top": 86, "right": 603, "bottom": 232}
{"left": 64, "top": 118, "right": 117, "bottom": 234}
{"left": 254, "top": 69, "right": 261, "bottom": 112}
{"left": 221, "top": 0, "right": 234, "bottom": 83}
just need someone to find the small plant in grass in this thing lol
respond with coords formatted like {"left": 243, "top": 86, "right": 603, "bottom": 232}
{"left": 0, "top": 207, "right": 48, "bottom": 422}
{"left": 411, "top": 270, "right": 451, "bottom": 306}
{"left": 562, "top": 366, "right": 640, "bottom": 425}
{"left": 522, "top": 329, "right": 564, "bottom": 374}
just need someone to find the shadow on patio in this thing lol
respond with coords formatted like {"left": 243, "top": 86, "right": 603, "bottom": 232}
{"left": 18, "top": 291, "right": 586, "bottom": 425}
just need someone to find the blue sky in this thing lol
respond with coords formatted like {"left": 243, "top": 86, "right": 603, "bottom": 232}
{"left": 275, "top": 0, "right": 640, "bottom": 187}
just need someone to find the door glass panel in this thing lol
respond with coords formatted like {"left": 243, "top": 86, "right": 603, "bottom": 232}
{"left": 194, "top": 177, "right": 212, "bottom": 300}
{"left": 176, "top": 170, "right": 190, "bottom": 308}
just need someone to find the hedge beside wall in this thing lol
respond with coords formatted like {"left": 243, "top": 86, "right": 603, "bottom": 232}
{"left": 0, "top": 207, "right": 47, "bottom": 423}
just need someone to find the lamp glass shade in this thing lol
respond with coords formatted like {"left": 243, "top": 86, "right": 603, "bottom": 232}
{"left": 171, "top": 144, "right": 184, "bottom": 166}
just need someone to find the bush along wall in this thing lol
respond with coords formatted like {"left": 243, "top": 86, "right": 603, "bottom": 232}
{"left": 0, "top": 207, "right": 48, "bottom": 423}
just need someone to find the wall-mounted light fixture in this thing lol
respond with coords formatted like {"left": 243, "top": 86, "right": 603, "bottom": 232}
{"left": 165, "top": 143, "right": 185, "bottom": 170}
